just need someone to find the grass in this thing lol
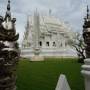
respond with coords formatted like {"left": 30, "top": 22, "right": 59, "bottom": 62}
{"left": 16, "top": 58, "right": 84, "bottom": 90}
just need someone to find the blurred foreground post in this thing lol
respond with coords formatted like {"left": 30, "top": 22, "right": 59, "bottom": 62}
{"left": 81, "top": 5, "right": 90, "bottom": 90}
{"left": 0, "top": 0, "right": 19, "bottom": 90}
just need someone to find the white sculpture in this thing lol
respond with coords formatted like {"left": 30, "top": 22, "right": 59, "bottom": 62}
{"left": 55, "top": 74, "right": 71, "bottom": 90}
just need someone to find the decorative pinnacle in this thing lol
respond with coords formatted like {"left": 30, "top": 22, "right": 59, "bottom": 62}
{"left": 7, "top": 0, "right": 10, "bottom": 11}
{"left": 87, "top": 5, "right": 89, "bottom": 19}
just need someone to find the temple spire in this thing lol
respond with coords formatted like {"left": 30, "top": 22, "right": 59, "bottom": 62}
{"left": 5, "top": 0, "right": 11, "bottom": 20}
{"left": 87, "top": 5, "right": 89, "bottom": 19}
{"left": 49, "top": 9, "right": 52, "bottom": 16}
{"left": 7, "top": 0, "right": 10, "bottom": 11}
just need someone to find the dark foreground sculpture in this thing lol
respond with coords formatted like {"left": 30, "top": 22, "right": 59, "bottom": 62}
{"left": 0, "top": 0, "right": 19, "bottom": 90}
{"left": 81, "top": 6, "right": 90, "bottom": 90}
{"left": 83, "top": 6, "right": 90, "bottom": 58}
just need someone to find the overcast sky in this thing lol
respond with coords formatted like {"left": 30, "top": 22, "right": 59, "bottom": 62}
{"left": 0, "top": 0, "right": 89, "bottom": 43}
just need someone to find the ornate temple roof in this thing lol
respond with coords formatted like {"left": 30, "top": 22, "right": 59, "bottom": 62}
{"left": 27, "top": 14, "right": 73, "bottom": 35}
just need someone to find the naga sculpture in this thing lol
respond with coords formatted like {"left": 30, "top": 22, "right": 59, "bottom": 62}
{"left": 0, "top": 0, "right": 19, "bottom": 90}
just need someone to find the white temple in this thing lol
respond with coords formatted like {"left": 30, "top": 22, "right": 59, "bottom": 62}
{"left": 21, "top": 10, "right": 76, "bottom": 58}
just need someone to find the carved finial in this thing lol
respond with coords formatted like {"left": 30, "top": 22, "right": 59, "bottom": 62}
{"left": 7, "top": 0, "right": 10, "bottom": 11}
{"left": 87, "top": 5, "right": 89, "bottom": 12}
{"left": 49, "top": 9, "right": 52, "bottom": 16}
{"left": 4, "top": 0, "right": 11, "bottom": 20}
{"left": 87, "top": 5, "right": 89, "bottom": 18}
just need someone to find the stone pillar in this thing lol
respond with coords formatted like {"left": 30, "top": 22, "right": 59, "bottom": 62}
{"left": 30, "top": 10, "right": 45, "bottom": 61}
{"left": 81, "top": 59, "right": 90, "bottom": 90}
{"left": 33, "top": 9, "right": 40, "bottom": 55}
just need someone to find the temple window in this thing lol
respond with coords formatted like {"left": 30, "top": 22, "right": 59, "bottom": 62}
{"left": 46, "top": 42, "right": 49, "bottom": 46}
{"left": 39, "top": 41, "right": 42, "bottom": 46}
{"left": 53, "top": 42, "right": 56, "bottom": 47}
